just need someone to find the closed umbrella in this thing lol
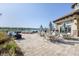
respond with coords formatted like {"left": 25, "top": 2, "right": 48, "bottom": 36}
{"left": 63, "top": 22, "right": 67, "bottom": 33}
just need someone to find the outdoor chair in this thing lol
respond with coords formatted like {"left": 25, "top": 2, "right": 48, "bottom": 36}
{"left": 46, "top": 32, "right": 64, "bottom": 42}
{"left": 45, "top": 32, "right": 56, "bottom": 41}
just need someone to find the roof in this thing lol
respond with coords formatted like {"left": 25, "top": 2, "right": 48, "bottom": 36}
{"left": 53, "top": 9, "right": 79, "bottom": 23}
{"left": 71, "top": 3, "right": 77, "bottom": 8}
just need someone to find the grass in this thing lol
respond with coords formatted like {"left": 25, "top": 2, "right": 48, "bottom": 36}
{"left": 0, "top": 32, "right": 24, "bottom": 56}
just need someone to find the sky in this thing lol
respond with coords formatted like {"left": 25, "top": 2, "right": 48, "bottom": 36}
{"left": 0, "top": 3, "right": 73, "bottom": 28}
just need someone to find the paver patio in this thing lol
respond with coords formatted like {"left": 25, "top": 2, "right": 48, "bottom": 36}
{"left": 15, "top": 33, "right": 79, "bottom": 56}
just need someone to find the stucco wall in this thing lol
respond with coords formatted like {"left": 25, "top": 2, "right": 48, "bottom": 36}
{"left": 55, "top": 15, "right": 78, "bottom": 37}
{"left": 71, "top": 19, "right": 77, "bottom": 37}
{"left": 77, "top": 18, "right": 79, "bottom": 36}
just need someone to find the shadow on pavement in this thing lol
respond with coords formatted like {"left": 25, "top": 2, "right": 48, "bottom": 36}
{"left": 50, "top": 39, "right": 79, "bottom": 45}
{"left": 15, "top": 38, "right": 25, "bottom": 40}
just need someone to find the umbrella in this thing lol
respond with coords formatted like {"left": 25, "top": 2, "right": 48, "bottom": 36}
{"left": 63, "top": 22, "right": 67, "bottom": 33}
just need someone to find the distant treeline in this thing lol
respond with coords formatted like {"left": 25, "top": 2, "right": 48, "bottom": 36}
{"left": 0, "top": 27, "right": 39, "bottom": 32}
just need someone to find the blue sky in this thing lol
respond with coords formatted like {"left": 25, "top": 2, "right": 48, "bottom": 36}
{"left": 0, "top": 3, "right": 73, "bottom": 28}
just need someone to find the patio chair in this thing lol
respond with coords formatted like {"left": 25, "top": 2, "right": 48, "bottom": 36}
{"left": 46, "top": 32, "right": 64, "bottom": 42}
{"left": 45, "top": 32, "right": 56, "bottom": 41}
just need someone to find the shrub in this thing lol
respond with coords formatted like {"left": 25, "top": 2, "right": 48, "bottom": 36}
{"left": 0, "top": 32, "right": 9, "bottom": 43}
{"left": 0, "top": 32, "right": 23, "bottom": 56}
{"left": 63, "top": 34, "right": 72, "bottom": 40}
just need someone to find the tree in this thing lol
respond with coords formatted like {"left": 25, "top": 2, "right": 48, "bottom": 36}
{"left": 49, "top": 21, "right": 54, "bottom": 31}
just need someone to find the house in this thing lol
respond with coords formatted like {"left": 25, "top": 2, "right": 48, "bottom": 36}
{"left": 53, "top": 3, "right": 79, "bottom": 37}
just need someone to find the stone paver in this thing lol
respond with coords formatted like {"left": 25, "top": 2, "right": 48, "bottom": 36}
{"left": 15, "top": 33, "right": 79, "bottom": 56}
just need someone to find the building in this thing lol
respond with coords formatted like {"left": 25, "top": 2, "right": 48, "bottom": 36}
{"left": 53, "top": 3, "right": 79, "bottom": 37}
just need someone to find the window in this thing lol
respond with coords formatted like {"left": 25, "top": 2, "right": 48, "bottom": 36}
{"left": 67, "top": 25, "right": 71, "bottom": 33}
{"left": 60, "top": 24, "right": 71, "bottom": 33}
